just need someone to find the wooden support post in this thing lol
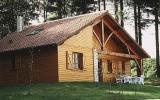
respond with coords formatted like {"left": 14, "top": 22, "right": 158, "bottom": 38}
{"left": 104, "top": 32, "right": 113, "bottom": 46}
{"left": 102, "top": 19, "right": 105, "bottom": 49}
{"left": 134, "top": 59, "right": 142, "bottom": 77}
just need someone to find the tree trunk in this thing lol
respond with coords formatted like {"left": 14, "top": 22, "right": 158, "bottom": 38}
{"left": 120, "top": 0, "right": 124, "bottom": 27}
{"left": 134, "top": 0, "right": 138, "bottom": 43}
{"left": 114, "top": 0, "right": 119, "bottom": 21}
{"left": 11, "top": 0, "right": 15, "bottom": 32}
{"left": 155, "top": 0, "right": 160, "bottom": 77}
{"left": 57, "top": 1, "right": 62, "bottom": 19}
{"left": 1, "top": 24, "right": 4, "bottom": 39}
{"left": 137, "top": 2, "right": 142, "bottom": 46}
{"left": 44, "top": 1, "right": 47, "bottom": 22}
{"left": 103, "top": 0, "right": 106, "bottom": 10}
{"left": 83, "top": 0, "right": 87, "bottom": 14}
{"left": 63, "top": 0, "right": 66, "bottom": 17}
{"left": 98, "top": 0, "right": 101, "bottom": 11}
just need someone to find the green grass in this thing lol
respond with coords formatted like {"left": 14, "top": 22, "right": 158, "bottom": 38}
{"left": 145, "top": 77, "right": 160, "bottom": 86}
{"left": 0, "top": 82, "right": 160, "bottom": 100}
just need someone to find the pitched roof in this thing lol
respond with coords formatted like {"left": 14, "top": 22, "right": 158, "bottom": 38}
{"left": 0, "top": 11, "right": 106, "bottom": 53}
{"left": 103, "top": 13, "right": 150, "bottom": 58}
{"left": 0, "top": 11, "right": 150, "bottom": 58}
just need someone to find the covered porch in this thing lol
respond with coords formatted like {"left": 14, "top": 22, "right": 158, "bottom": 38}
{"left": 98, "top": 51, "right": 143, "bottom": 83}
{"left": 92, "top": 12, "right": 149, "bottom": 83}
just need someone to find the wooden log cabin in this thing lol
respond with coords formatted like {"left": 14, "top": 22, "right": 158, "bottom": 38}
{"left": 0, "top": 11, "right": 150, "bottom": 85}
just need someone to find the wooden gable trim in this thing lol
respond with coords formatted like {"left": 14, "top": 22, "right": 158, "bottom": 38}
{"left": 93, "top": 30, "right": 103, "bottom": 47}
{"left": 104, "top": 32, "right": 113, "bottom": 46}
{"left": 100, "top": 51, "right": 141, "bottom": 59}
{"left": 127, "top": 48, "right": 131, "bottom": 55}
{"left": 103, "top": 19, "right": 139, "bottom": 57}
{"left": 92, "top": 19, "right": 101, "bottom": 26}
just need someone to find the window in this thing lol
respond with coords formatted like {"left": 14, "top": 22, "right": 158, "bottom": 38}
{"left": 26, "top": 28, "right": 44, "bottom": 36}
{"left": 107, "top": 60, "right": 112, "bottom": 73}
{"left": 72, "top": 52, "right": 83, "bottom": 70}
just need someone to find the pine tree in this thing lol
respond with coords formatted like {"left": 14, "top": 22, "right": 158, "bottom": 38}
{"left": 120, "top": 0, "right": 124, "bottom": 27}
{"left": 134, "top": 0, "right": 138, "bottom": 43}
{"left": 137, "top": 1, "right": 142, "bottom": 46}
{"left": 114, "top": 0, "right": 119, "bottom": 21}
{"left": 0, "top": 0, "right": 40, "bottom": 38}
{"left": 154, "top": 0, "right": 160, "bottom": 77}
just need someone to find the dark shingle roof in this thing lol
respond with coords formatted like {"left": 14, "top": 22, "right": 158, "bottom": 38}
{"left": 0, "top": 11, "right": 107, "bottom": 53}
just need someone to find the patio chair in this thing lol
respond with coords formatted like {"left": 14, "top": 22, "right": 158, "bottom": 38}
{"left": 138, "top": 75, "right": 144, "bottom": 85}
{"left": 123, "top": 76, "right": 132, "bottom": 83}
{"left": 131, "top": 77, "right": 138, "bottom": 84}
{"left": 114, "top": 75, "right": 123, "bottom": 83}
{"left": 115, "top": 77, "right": 123, "bottom": 83}
{"left": 131, "top": 75, "right": 144, "bottom": 85}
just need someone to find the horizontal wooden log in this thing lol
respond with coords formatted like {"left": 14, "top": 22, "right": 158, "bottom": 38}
{"left": 99, "top": 51, "right": 141, "bottom": 59}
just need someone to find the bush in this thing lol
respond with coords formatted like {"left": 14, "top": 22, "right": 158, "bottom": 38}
{"left": 130, "top": 58, "right": 156, "bottom": 78}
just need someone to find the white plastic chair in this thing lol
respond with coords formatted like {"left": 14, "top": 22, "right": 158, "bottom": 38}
{"left": 138, "top": 75, "right": 144, "bottom": 85}
{"left": 124, "top": 76, "right": 132, "bottom": 83}
{"left": 131, "top": 77, "right": 139, "bottom": 84}
{"left": 131, "top": 75, "right": 144, "bottom": 85}
{"left": 115, "top": 75, "right": 123, "bottom": 83}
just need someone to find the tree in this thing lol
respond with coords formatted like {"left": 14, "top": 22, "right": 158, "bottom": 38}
{"left": 138, "top": 0, "right": 160, "bottom": 77}
{"left": 71, "top": 0, "right": 96, "bottom": 15}
{"left": 0, "top": 0, "right": 40, "bottom": 38}
{"left": 98, "top": 0, "right": 101, "bottom": 11}
{"left": 133, "top": 0, "right": 138, "bottom": 43}
{"left": 132, "top": 0, "right": 142, "bottom": 46}
{"left": 43, "top": 0, "right": 48, "bottom": 22}
{"left": 137, "top": 1, "right": 142, "bottom": 46}
{"left": 114, "top": 0, "right": 119, "bottom": 21}
{"left": 120, "top": 0, "right": 124, "bottom": 27}
{"left": 46, "top": 0, "right": 96, "bottom": 20}
{"left": 103, "top": 0, "right": 106, "bottom": 10}
{"left": 154, "top": 0, "right": 160, "bottom": 77}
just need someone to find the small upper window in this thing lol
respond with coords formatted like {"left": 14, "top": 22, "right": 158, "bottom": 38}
{"left": 26, "top": 28, "right": 44, "bottom": 36}
{"left": 72, "top": 52, "right": 83, "bottom": 70}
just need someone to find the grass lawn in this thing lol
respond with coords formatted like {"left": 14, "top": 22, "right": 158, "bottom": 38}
{"left": 0, "top": 82, "right": 160, "bottom": 100}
